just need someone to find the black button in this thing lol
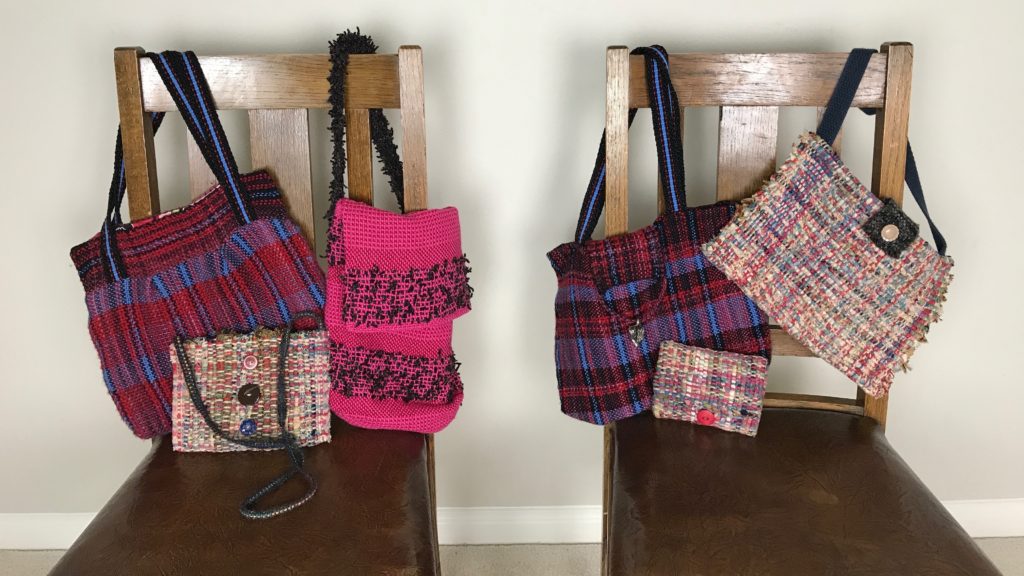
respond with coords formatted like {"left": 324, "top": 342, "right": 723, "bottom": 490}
{"left": 237, "top": 384, "right": 262, "bottom": 406}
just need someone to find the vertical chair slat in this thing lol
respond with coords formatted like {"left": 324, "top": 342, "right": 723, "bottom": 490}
{"left": 114, "top": 47, "right": 160, "bottom": 220}
{"left": 864, "top": 42, "right": 914, "bottom": 428}
{"left": 605, "top": 47, "right": 631, "bottom": 236}
{"left": 187, "top": 133, "right": 217, "bottom": 199}
{"left": 346, "top": 108, "right": 375, "bottom": 204}
{"left": 716, "top": 106, "right": 780, "bottom": 202}
{"left": 249, "top": 108, "right": 315, "bottom": 247}
{"left": 399, "top": 46, "right": 428, "bottom": 211}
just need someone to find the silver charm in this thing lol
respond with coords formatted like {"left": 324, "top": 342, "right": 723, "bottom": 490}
{"left": 628, "top": 320, "right": 645, "bottom": 347}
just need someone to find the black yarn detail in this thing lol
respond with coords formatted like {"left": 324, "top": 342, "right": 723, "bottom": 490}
{"left": 330, "top": 345, "right": 463, "bottom": 404}
{"left": 326, "top": 29, "right": 406, "bottom": 232}
{"left": 862, "top": 198, "right": 919, "bottom": 258}
{"left": 342, "top": 255, "right": 474, "bottom": 328}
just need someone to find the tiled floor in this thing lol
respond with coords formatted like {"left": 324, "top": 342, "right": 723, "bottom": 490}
{"left": 1, "top": 540, "right": 1021, "bottom": 575}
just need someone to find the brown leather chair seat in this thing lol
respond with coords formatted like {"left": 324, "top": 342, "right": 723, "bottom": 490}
{"left": 50, "top": 418, "right": 439, "bottom": 576}
{"left": 607, "top": 409, "right": 1000, "bottom": 575}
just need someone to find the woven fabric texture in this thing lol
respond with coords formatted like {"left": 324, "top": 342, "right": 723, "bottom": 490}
{"left": 326, "top": 199, "right": 470, "bottom": 432}
{"left": 703, "top": 134, "right": 953, "bottom": 397}
{"left": 73, "top": 186, "right": 326, "bottom": 438}
{"left": 170, "top": 328, "right": 331, "bottom": 452}
{"left": 548, "top": 206, "right": 772, "bottom": 425}
{"left": 651, "top": 341, "right": 767, "bottom": 437}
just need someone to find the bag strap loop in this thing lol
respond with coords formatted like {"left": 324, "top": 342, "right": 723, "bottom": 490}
{"left": 574, "top": 45, "right": 687, "bottom": 244}
{"left": 172, "top": 311, "right": 324, "bottom": 520}
{"left": 816, "top": 49, "right": 947, "bottom": 255}
{"left": 326, "top": 29, "right": 405, "bottom": 216}
{"left": 100, "top": 50, "right": 257, "bottom": 282}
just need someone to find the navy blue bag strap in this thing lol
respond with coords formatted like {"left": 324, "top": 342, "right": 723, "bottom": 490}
{"left": 816, "top": 49, "right": 947, "bottom": 255}
{"left": 100, "top": 51, "right": 258, "bottom": 282}
{"left": 574, "top": 45, "right": 686, "bottom": 243}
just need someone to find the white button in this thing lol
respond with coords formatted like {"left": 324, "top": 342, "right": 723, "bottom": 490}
{"left": 880, "top": 224, "right": 900, "bottom": 242}
{"left": 242, "top": 355, "right": 258, "bottom": 370}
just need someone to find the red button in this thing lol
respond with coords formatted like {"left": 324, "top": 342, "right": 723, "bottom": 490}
{"left": 696, "top": 409, "right": 717, "bottom": 426}
{"left": 242, "top": 355, "right": 258, "bottom": 371}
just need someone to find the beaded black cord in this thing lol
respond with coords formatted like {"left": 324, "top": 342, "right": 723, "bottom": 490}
{"left": 172, "top": 311, "right": 324, "bottom": 520}
{"left": 326, "top": 29, "right": 406, "bottom": 234}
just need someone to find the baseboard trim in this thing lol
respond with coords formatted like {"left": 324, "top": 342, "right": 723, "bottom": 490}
{"left": 2, "top": 499, "right": 1022, "bottom": 549}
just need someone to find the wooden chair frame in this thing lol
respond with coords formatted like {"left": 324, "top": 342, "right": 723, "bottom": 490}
{"left": 114, "top": 46, "right": 440, "bottom": 572}
{"left": 600, "top": 42, "right": 914, "bottom": 574}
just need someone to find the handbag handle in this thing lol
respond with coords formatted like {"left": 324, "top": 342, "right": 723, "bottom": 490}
{"left": 100, "top": 50, "right": 259, "bottom": 282}
{"left": 172, "top": 311, "right": 324, "bottom": 519}
{"left": 574, "top": 45, "right": 687, "bottom": 244}
{"left": 816, "top": 48, "right": 947, "bottom": 255}
{"left": 326, "top": 30, "right": 405, "bottom": 219}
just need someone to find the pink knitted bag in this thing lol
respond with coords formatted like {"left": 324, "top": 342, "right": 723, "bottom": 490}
{"left": 325, "top": 32, "right": 471, "bottom": 433}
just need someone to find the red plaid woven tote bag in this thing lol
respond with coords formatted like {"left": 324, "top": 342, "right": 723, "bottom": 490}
{"left": 70, "top": 51, "right": 325, "bottom": 438}
{"left": 547, "top": 46, "right": 772, "bottom": 425}
{"left": 703, "top": 49, "right": 952, "bottom": 398}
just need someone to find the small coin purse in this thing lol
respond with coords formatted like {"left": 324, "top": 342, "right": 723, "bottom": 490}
{"left": 170, "top": 321, "right": 331, "bottom": 453}
{"left": 652, "top": 341, "right": 768, "bottom": 437}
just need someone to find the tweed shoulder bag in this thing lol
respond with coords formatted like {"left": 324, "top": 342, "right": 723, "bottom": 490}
{"left": 547, "top": 45, "right": 772, "bottom": 425}
{"left": 171, "top": 312, "right": 323, "bottom": 519}
{"left": 703, "top": 49, "right": 952, "bottom": 397}
{"left": 70, "top": 51, "right": 325, "bottom": 438}
{"left": 325, "top": 31, "right": 472, "bottom": 433}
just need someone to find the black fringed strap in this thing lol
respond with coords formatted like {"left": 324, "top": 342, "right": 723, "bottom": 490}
{"left": 327, "top": 29, "right": 405, "bottom": 220}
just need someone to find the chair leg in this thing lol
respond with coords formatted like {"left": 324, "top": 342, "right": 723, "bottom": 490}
{"left": 601, "top": 424, "right": 614, "bottom": 576}
{"left": 427, "top": 433, "right": 442, "bottom": 575}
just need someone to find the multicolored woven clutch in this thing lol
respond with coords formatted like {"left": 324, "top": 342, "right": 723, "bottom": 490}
{"left": 652, "top": 342, "right": 767, "bottom": 437}
{"left": 170, "top": 326, "right": 331, "bottom": 453}
{"left": 703, "top": 50, "right": 952, "bottom": 398}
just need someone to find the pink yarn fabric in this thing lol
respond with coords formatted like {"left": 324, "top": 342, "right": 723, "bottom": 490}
{"left": 327, "top": 199, "right": 470, "bottom": 433}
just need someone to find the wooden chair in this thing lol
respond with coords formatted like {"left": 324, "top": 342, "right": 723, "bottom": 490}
{"left": 601, "top": 43, "right": 1000, "bottom": 575}
{"left": 51, "top": 47, "right": 441, "bottom": 576}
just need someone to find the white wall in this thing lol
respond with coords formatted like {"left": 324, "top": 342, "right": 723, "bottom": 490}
{"left": 1, "top": 0, "right": 1022, "bottom": 522}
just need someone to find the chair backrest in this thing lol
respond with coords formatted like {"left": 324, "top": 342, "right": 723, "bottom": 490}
{"left": 604, "top": 43, "right": 914, "bottom": 427}
{"left": 112, "top": 46, "right": 429, "bottom": 248}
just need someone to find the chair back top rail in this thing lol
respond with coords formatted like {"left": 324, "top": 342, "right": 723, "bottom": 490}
{"left": 113, "top": 47, "right": 428, "bottom": 246}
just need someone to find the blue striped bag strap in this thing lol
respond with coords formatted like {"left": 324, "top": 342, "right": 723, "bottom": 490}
{"left": 99, "top": 112, "right": 166, "bottom": 281}
{"left": 574, "top": 45, "right": 687, "bottom": 244}
{"left": 816, "top": 48, "right": 947, "bottom": 255}
{"left": 148, "top": 51, "right": 255, "bottom": 225}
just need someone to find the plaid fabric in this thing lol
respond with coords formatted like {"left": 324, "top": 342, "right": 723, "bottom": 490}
{"left": 548, "top": 204, "right": 772, "bottom": 425}
{"left": 703, "top": 134, "right": 953, "bottom": 397}
{"left": 71, "top": 178, "right": 326, "bottom": 439}
{"left": 170, "top": 327, "right": 331, "bottom": 452}
{"left": 652, "top": 341, "right": 767, "bottom": 437}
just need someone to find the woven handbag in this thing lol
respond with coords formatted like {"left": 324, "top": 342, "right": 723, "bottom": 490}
{"left": 325, "top": 32, "right": 472, "bottom": 433}
{"left": 547, "top": 46, "right": 772, "bottom": 425}
{"left": 170, "top": 315, "right": 330, "bottom": 453}
{"left": 171, "top": 312, "right": 324, "bottom": 519}
{"left": 703, "top": 49, "right": 952, "bottom": 398}
{"left": 652, "top": 341, "right": 768, "bottom": 437}
{"left": 70, "top": 51, "right": 325, "bottom": 439}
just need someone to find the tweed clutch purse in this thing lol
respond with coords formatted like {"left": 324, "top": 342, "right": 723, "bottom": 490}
{"left": 702, "top": 49, "right": 951, "bottom": 398}
{"left": 170, "top": 322, "right": 331, "bottom": 453}
{"left": 652, "top": 341, "right": 768, "bottom": 437}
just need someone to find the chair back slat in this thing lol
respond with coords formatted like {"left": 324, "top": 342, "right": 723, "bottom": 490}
{"left": 716, "top": 106, "right": 780, "bottom": 201}
{"left": 186, "top": 133, "right": 217, "bottom": 199}
{"left": 345, "top": 108, "right": 375, "bottom": 204}
{"left": 114, "top": 47, "right": 160, "bottom": 220}
{"left": 249, "top": 108, "right": 316, "bottom": 245}
{"left": 604, "top": 47, "right": 632, "bottom": 236}
{"left": 399, "top": 47, "right": 429, "bottom": 211}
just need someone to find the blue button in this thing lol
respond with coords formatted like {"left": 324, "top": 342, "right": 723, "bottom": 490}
{"left": 240, "top": 419, "right": 257, "bottom": 436}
